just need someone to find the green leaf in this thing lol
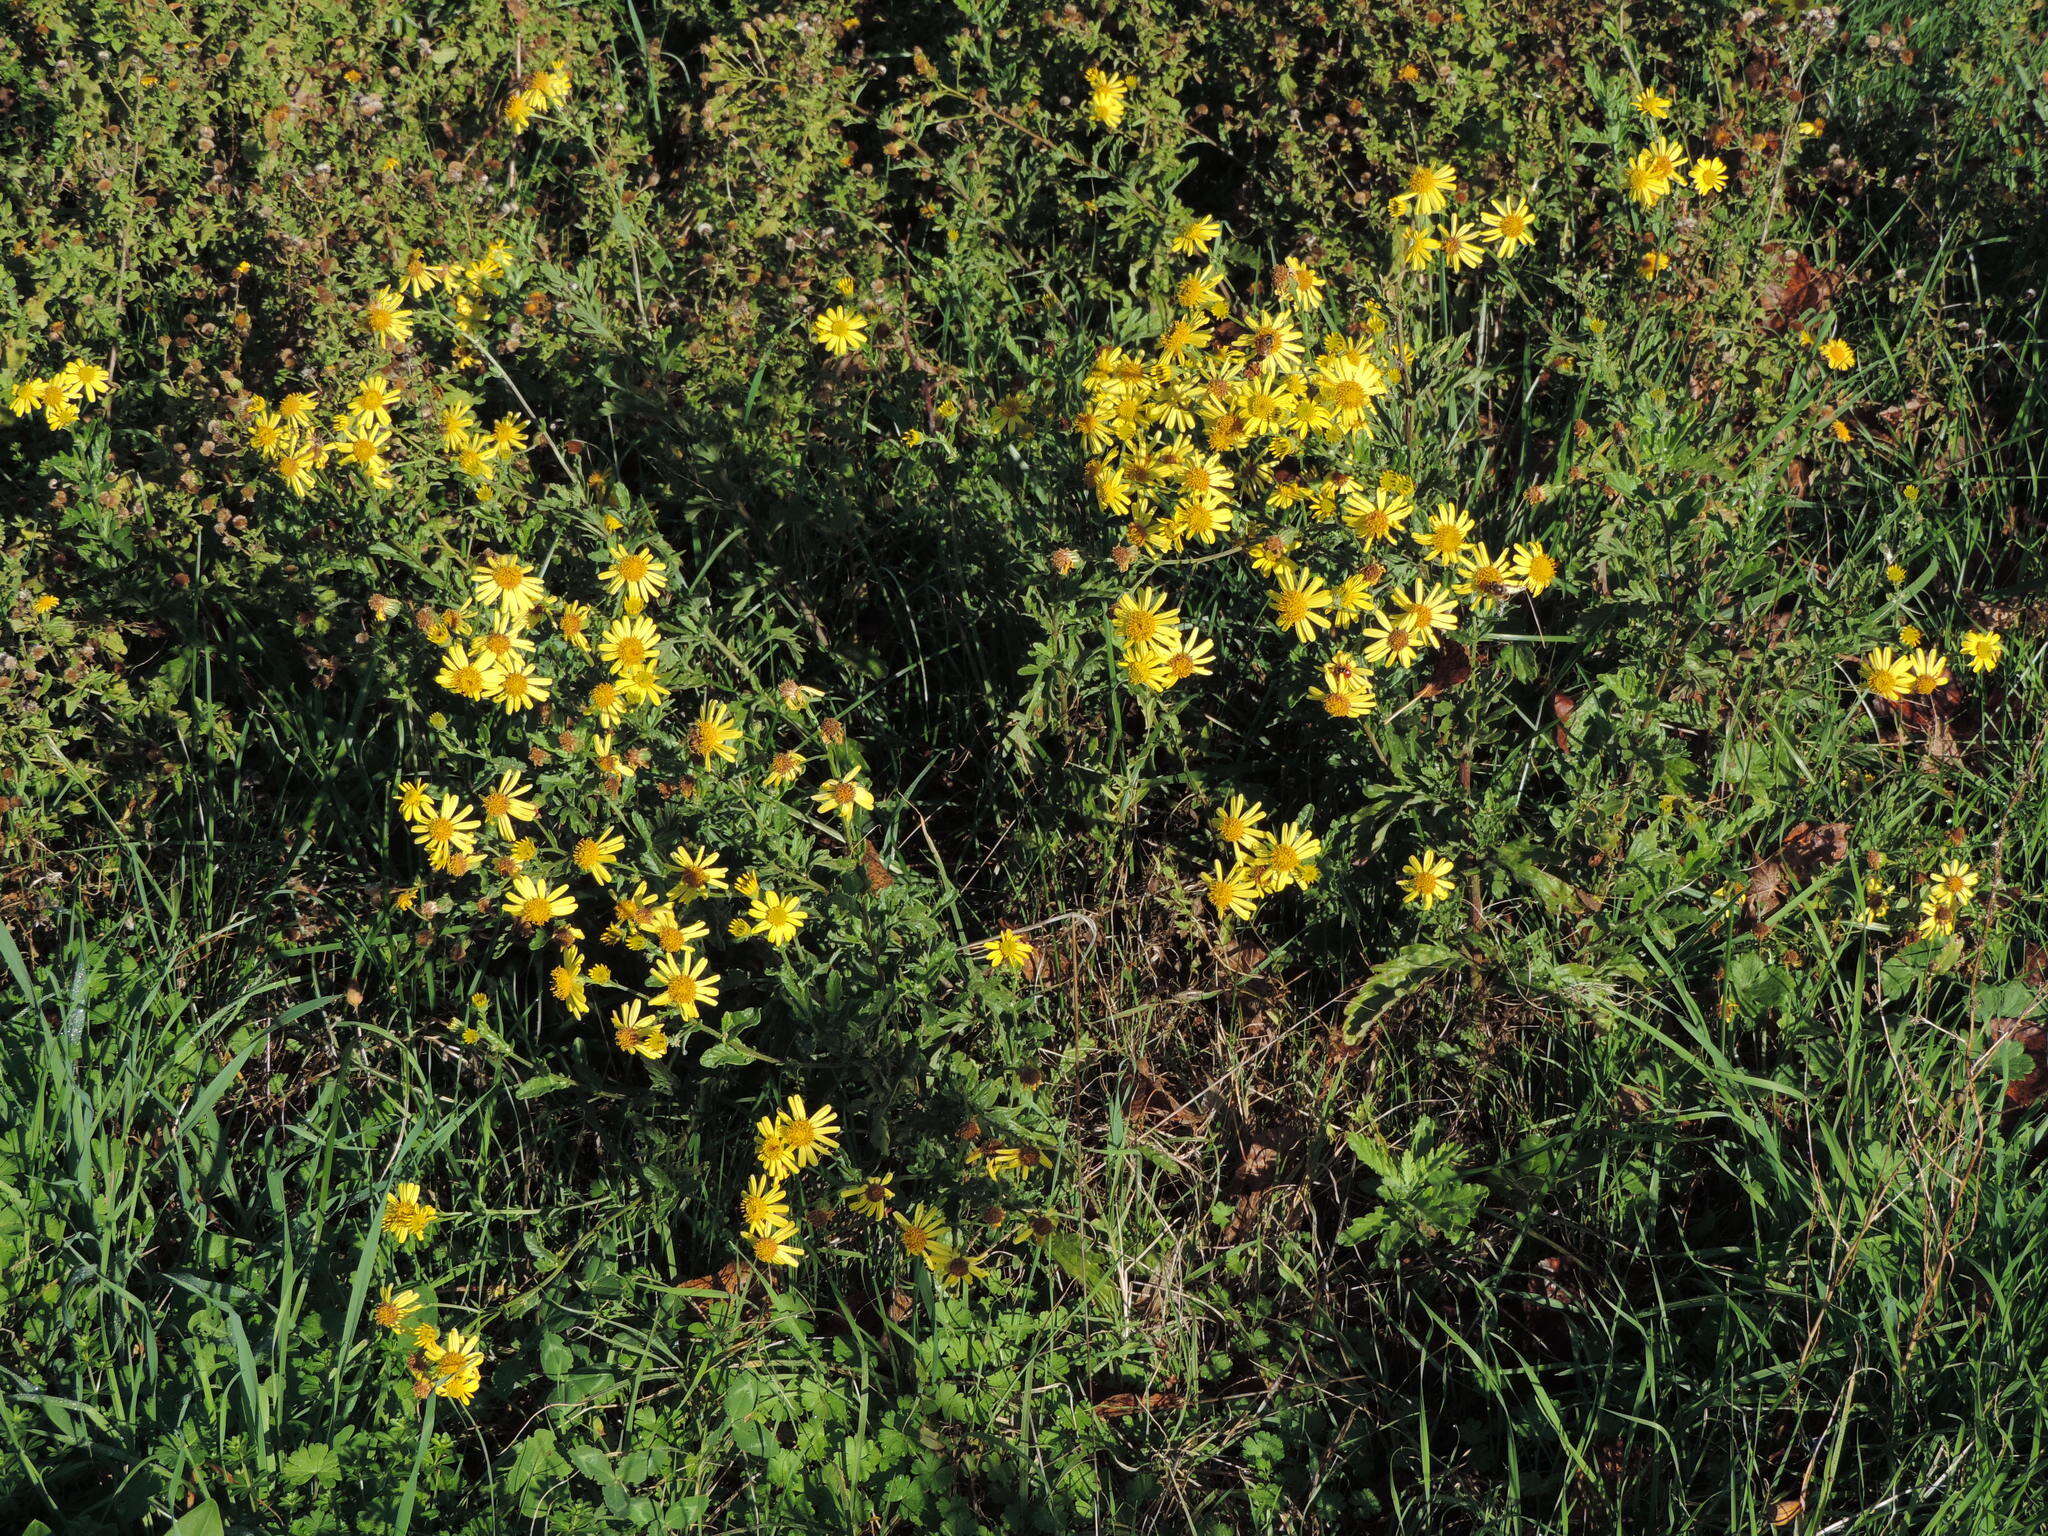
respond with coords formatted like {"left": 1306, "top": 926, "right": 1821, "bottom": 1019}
{"left": 1343, "top": 944, "right": 1460, "bottom": 1038}
{"left": 282, "top": 1443, "right": 341, "bottom": 1484}
{"left": 167, "top": 1502, "right": 225, "bottom": 1536}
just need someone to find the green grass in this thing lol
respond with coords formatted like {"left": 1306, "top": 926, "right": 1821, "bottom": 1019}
{"left": 4, "top": 0, "right": 2048, "bottom": 1532}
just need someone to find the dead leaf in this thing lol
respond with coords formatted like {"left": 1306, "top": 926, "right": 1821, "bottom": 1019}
{"left": 1419, "top": 638, "right": 1472, "bottom": 698}
{"left": 1779, "top": 821, "right": 1850, "bottom": 878}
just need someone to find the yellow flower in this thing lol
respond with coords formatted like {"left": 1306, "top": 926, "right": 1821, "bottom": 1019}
{"left": 688, "top": 701, "right": 745, "bottom": 764}
{"left": 363, "top": 287, "right": 414, "bottom": 348}
{"left": 668, "top": 844, "right": 731, "bottom": 901}
{"left": 1820, "top": 337, "right": 1855, "bottom": 371}
{"left": 1397, "top": 850, "right": 1456, "bottom": 909}
{"left": 1478, "top": 196, "right": 1536, "bottom": 257}
{"left": 1414, "top": 502, "right": 1475, "bottom": 564}
{"left": 428, "top": 1329, "right": 485, "bottom": 1405}
{"left": 395, "top": 780, "right": 437, "bottom": 822}
{"left": 750, "top": 1221, "right": 805, "bottom": 1268}
{"left": 1509, "top": 541, "right": 1559, "bottom": 596}
{"left": 646, "top": 952, "right": 721, "bottom": 1019}
{"left": 373, "top": 1286, "right": 422, "bottom": 1330}
{"left": 599, "top": 544, "right": 668, "bottom": 604}
{"left": 1437, "top": 218, "right": 1487, "bottom": 272}
{"left": 1860, "top": 647, "right": 1911, "bottom": 702}
{"left": 1632, "top": 86, "right": 1671, "bottom": 118}
{"left": 484, "top": 663, "right": 551, "bottom": 714}
{"left": 740, "top": 1175, "right": 791, "bottom": 1235}
{"left": 411, "top": 795, "right": 481, "bottom": 860}
{"left": 763, "top": 748, "right": 808, "bottom": 788}
{"left": 1390, "top": 579, "right": 1459, "bottom": 645}
{"left": 1690, "top": 156, "right": 1729, "bottom": 195}
{"left": 1212, "top": 794, "right": 1269, "bottom": 850}
{"left": 1203, "top": 860, "right": 1260, "bottom": 920}
{"left": 812, "top": 306, "right": 869, "bottom": 356}
{"left": 504, "top": 877, "right": 575, "bottom": 926}
{"left": 1084, "top": 66, "right": 1136, "bottom": 128}
{"left": 1269, "top": 567, "right": 1335, "bottom": 643}
{"left": 1111, "top": 587, "right": 1182, "bottom": 656}
{"left": 480, "top": 769, "right": 538, "bottom": 838}
{"left": 980, "top": 929, "right": 1035, "bottom": 972}
{"left": 756, "top": 1122, "right": 798, "bottom": 1180}
{"left": 1928, "top": 860, "right": 1979, "bottom": 907}
{"left": 1252, "top": 821, "right": 1322, "bottom": 891}
{"left": 746, "top": 890, "right": 808, "bottom": 946}
{"left": 841, "top": 1173, "right": 895, "bottom": 1219}
{"left": 600, "top": 613, "right": 662, "bottom": 675}
{"left": 381, "top": 1182, "right": 441, "bottom": 1244}
{"left": 611, "top": 999, "right": 670, "bottom": 1059}
{"left": 1959, "top": 629, "right": 2002, "bottom": 673}
{"left": 1638, "top": 249, "right": 1671, "bottom": 278}
{"left": 472, "top": 555, "right": 545, "bottom": 620}
{"left": 773, "top": 1096, "right": 841, "bottom": 1169}
{"left": 347, "top": 374, "right": 399, "bottom": 427}
{"left": 1170, "top": 215, "right": 1222, "bottom": 256}
{"left": 929, "top": 1245, "right": 994, "bottom": 1290}
{"left": 571, "top": 826, "right": 627, "bottom": 884}
{"left": 1391, "top": 162, "right": 1457, "bottom": 217}
{"left": 812, "top": 766, "right": 876, "bottom": 821}
{"left": 894, "top": 1203, "right": 950, "bottom": 1257}
{"left": 1905, "top": 647, "right": 1950, "bottom": 693}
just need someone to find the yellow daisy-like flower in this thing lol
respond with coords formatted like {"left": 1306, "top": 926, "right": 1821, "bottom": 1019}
{"left": 611, "top": 999, "right": 670, "bottom": 1059}
{"left": 347, "top": 374, "right": 400, "bottom": 427}
{"left": 1509, "top": 541, "right": 1559, "bottom": 595}
{"left": 1170, "top": 215, "right": 1222, "bottom": 256}
{"left": 1392, "top": 162, "right": 1457, "bottom": 218}
{"left": 411, "top": 795, "right": 481, "bottom": 859}
{"left": 1820, "top": 338, "right": 1855, "bottom": 371}
{"left": 1453, "top": 543, "right": 1518, "bottom": 607}
{"left": 1414, "top": 502, "right": 1475, "bottom": 564}
{"left": 688, "top": 701, "right": 745, "bottom": 764}
{"left": 428, "top": 1329, "right": 485, "bottom": 1405}
{"left": 1437, "top": 218, "right": 1487, "bottom": 272}
{"left": 763, "top": 748, "right": 807, "bottom": 788}
{"left": 1252, "top": 820, "right": 1322, "bottom": 891}
{"left": 1958, "top": 629, "right": 2002, "bottom": 673}
{"left": 1397, "top": 850, "right": 1457, "bottom": 909}
{"left": 774, "top": 1096, "right": 841, "bottom": 1169}
{"left": 1203, "top": 860, "right": 1261, "bottom": 920}
{"left": 980, "top": 929, "right": 1035, "bottom": 972}
{"left": 1212, "top": 794, "right": 1269, "bottom": 850}
{"left": 646, "top": 952, "right": 721, "bottom": 1019}
{"left": 1905, "top": 647, "right": 1950, "bottom": 694}
{"left": 1111, "top": 587, "right": 1183, "bottom": 656}
{"left": 480, "top": 769, "right": 538, "bottom": 838}
{"left": 1478, "top": 195, "right": 1536, "bottom": 257}
{"left": 373, "top": 1285, "right": 422, "bottom": 1331}
{"left": 381, "top": 1182, "right": 441, "bottom": 1244}
{"left": 740, "top": 1175, "right": 791, "bottom": 1235}
{"left": 812, "top": 306, "right": 869, "bottom": 356}
{"left": 750, "top": 1221, "right": 805, "bottom": 1268}
{"left": 598, "top": 544, "right": 668, "bottom": 604}
{"left": 746, "top": 889, "right": 808, "bottom": 946}
{"left": 813, "top": 766, "right": 876, "bottom": 821}
{"left": 1632, "top": 86, "right": 1672, "bottom": 118}
{"left": 1390, "top": 579, "right": 1459, "bottom": 646}
{"left": 503, "top": 876, "right": 575, "bottom": 927}
{"left": 571, "top": 826, "right": 627, "bottom": 884}
{"left": 895, "top": 1203, "right": 950, "bottom": 1258}
{"left": 1928, "top": 860, "right": 1979, "bottom": 907}
{"left": 929, "top": 1245, "right": 994, "bottom": 1290}
{"left": 1084, "top": 66, "right": 1136, "bottom": 128}
{"left": 1690, "top": 156, "right": 1729, "bottom": 195}
{"left": 1269, "top": 567, "right": 1335, "bottom": 643}
{"left": 484, "top": 663, "right": 551, "bottom": 714}
{"left": 841, "top": 1173, "right": 895, "bottom": 1219}
{"left": 396, "top": 780, "right": 437, "bottom": 822}
{"left": 1916, "top": 892, "right": 1959, "bottom": 940}
{"left": 667, "top": 844, "right": 731, "bottom": 901}
{"left": 472, "top": 555, "right": 545, "bottom": 620}
{"left": 1860, "top": 646, "right": 1911, "bottom": 703}
{"left": 600, "top": 613, "right": 662, "bottom": 676}
{"left": 363, "top": 287, "right": 414, "bottom": 348}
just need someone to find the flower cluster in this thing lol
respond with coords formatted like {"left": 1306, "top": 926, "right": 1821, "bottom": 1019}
{"left": 391, "top": 532, "right": 862, "bottom": 1055}
{"left": 1853, "top": 851, "right": 1984, "bottom": 942}
{"left": 1075, "top": 227, "right": 1558, "bottom": 726}
{"left": 373, "top": 1183, "right": 486, "bottom": 1405}
{"left": 505, "top": 57, "right": 573, "bottom": 132}
{"left": 8, "top": 358, "right": 114, "bottom": 430}
{"left": 1388, "top": 164, "right": 1537, "bottom": 271}
{"left": 1198, "top": 796, "right": 1322, "bottom": 921}
{"left": 1860, "top": 619, "right": 2003, "bottom": 704}
{"left": 1082, "top": 66, "right": 1136, "bottom": 129}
